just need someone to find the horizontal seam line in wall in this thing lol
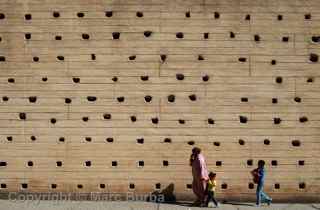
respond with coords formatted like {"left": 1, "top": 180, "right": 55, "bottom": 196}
{"left": 1, "top": 31, "right": 319, "bottom": 34}
{"left": 2, "top": 22, "right": 320, "bottom": 25}
{"left": 1, "top": 25, "right": 320, "bottom": 28}
{"left": 0, "top": 9, "right": 319, "bottom": 13}
{"left": 0, "top": 58, "right": 315, "bottom": 60}
{"left": 0, "top": 127, "right": 319, "bottom": 129}
{"left": 0, "top": 53, "right": 318, "bottom": 56}
{"left": 0, "top": 46, "right": 318, "bottom": 49}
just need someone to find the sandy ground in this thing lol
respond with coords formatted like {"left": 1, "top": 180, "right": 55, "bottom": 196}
{"left": 0, "top": 200, "right": 319, "bottom": 210}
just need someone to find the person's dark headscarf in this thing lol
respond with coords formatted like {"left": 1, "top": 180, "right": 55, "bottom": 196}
{"left": 189, "top": 147, "right": 201, "bottom": 166}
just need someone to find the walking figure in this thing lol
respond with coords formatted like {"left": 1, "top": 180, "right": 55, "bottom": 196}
{"left": 251, "top": 160, "right": 272, "bottom": 206}
{"left": 190, "top": 147, "right": 209, "bottom": 207}
{"left": 206, "top": 172, "right": 219, "bottom": 208}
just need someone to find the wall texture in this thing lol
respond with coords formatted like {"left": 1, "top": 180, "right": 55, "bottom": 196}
{"left": 0, "top": 0, "right": 319, "bottom": 202}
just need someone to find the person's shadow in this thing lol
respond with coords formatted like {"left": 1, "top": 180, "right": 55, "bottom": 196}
{"left": 147, "top": 187, "right": 256, "bottom": 207}
{"left": 146, "top": 183, "right": 176, "bottom": 203}
{"left": 223, "top": 201, "right": 255, "bottom": 207}
{"left": 145, "top": 183, "right": 198, "bottom": 207}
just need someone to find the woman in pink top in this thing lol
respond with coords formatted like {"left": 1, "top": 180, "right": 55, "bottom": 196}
{"left": 190, "top": 147, "right": 209, "bottom": 206}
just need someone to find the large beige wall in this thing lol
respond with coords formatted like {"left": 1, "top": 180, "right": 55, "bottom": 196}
{"left": 0, "top": 0, "right": 319, "bottom": 202}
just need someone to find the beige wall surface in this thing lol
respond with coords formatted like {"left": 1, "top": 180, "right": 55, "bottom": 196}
{"left": 0, "top": 0, "right": 319, "bottom": 202}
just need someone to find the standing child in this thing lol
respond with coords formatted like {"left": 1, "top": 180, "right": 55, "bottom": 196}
{"left": 206, "top": 172, "right": 219, "bottom": 208}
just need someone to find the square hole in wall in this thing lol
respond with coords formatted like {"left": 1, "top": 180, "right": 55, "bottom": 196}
{"left": 112, "top": 161, "right": 118, "bottom": 167}
{"left": 129, "top": 183, "right": 135, "bottom": 189}
{"left": 138, "top": 161, "right": 144, "bottom": 167}
{"left": 163, "top": 160, "right": 169, "bottom": 166}
{"left": 155, "top": 183, "right": 161, "bottom": 190}
{"left": 299, "top": 182, "right": 306, "bottom": 189}
{"left": 274, "top": 183, "right": 280, "bottom": 189}
{"left": 21, "top": 183, "right": 28, "bottom": 189}
{"left": 298, "top": 160, "right": 305, "bottom": 166}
